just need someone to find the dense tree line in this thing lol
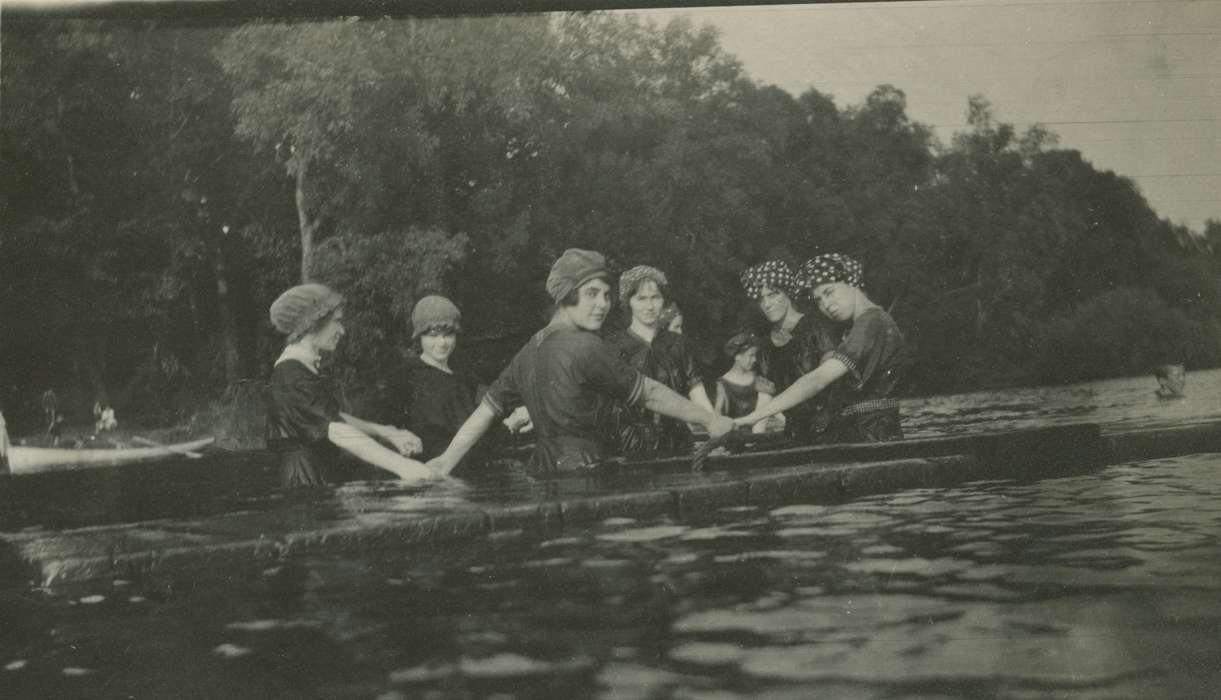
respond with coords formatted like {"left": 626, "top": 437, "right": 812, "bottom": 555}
{"left": 3, "top": 15, "right": 1219, "bottom": 433}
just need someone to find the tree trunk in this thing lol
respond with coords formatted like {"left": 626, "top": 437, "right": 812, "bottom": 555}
{"left": 208, "top": 227, "right": 241, "bottom": 385}
{"left": 295, "top": 160, "right": 318, "bottom": 283}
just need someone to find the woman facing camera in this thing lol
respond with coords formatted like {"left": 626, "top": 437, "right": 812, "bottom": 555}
{"left": 605, "top": 265, "right": 714, "bottom": 457}
{"left": 266, "top": 283, "right": 432, "bottom": 488}
{"left": 734, "top": 254, "right": 908, "bottom": 443}
{"left": 739, "top": 260, "right": 842, "bottom": 443}
{"left": 380, "top": 295, "right": 526, "bottom": 468}
{"left": 425, "top": 249, "right": 733, "bottom": 477}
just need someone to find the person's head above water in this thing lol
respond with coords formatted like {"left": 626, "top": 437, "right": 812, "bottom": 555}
{"left": 1154, "top": 363, "right": 1186, "bottom": 397}
{"left": 724, "top": 331, "right": 760, "bottom": 371}
{"left": 548, "top": 248, "right": 612, "bottom": 331}
{"left": 619, "top": 265, "right": 669, "bottom": 327}
{"left": 270, "top": 283, "right": 346, "bottom": 349}
{"left": 412, "top": 295, "right": 462, "bottom": 366}
{"left": 800, "top": 253, "right": 868, "bottom": 323}
{"left": 740, "top": 261, "right": 800, "bottom": 325}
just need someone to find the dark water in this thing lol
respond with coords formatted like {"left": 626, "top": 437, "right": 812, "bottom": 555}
{"left": 2, "top": 371, "right": 1221, "bottom": 698}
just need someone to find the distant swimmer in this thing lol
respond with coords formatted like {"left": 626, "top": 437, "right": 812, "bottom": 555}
{"left": 1154, "top": 363, "right": 1186, "bottom": 399}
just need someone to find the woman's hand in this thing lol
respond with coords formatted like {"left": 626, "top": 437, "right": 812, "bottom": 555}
{"left": 733, "top": 412, "right": 763, "bottom": 429}
{"left": 384, "top": 428, "right": 423, "bottom": 456}
{"left": 425, "top": 454, "right": 457, "bottom": 477}
{"left": 705, "top": 414, "right": 734, "bottom": 440}
{"left": 503, "top": 406, "right": 534, "bottom": 434}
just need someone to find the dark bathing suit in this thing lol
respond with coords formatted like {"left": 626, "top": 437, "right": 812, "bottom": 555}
{"left": 483, "top": 324, "right": 646, "bottom": 476}
{"left": 756, "top": 313, "right": 842, "bottom": 443}
{"left": 606, "top": 327, "right": 703, "bottom": 457}
{"left": 823, "top": 307, "right": 908, "bottom": 443}
{"left": 266, "top": 358, "right": 341, "bottom": 488}
{"left": 380, "top": 355, "right": 483, "bottom": 463}
{"left": 717, "top": 376, "right": 775, "bottom": 420}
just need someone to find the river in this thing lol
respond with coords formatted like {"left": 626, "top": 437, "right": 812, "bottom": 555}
{"left": 1, "top": 369, "right": 1219, "bottom": 698}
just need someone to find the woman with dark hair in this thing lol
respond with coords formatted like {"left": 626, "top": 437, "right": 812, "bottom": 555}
{"left": 266, "top": 283, "right": 431, "bottom": 488}
{"left": 380, "top": 295, "right": 529, "bottom": 468}
{"left": 659, "top": 302, "right": 684, "bottom": 335}
{"left": 739, "top": 260, "right": 843, "bottom": 443}
{"left": 606, "top": 265, "right": 714, "bottom": 457}
{"left": 424, "top": 249, "right": 733, "bottom": 477}
{"left": 715, "top": 331, "right": 777, "bottom": 434}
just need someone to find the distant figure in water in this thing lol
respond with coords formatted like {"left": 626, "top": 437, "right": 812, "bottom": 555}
{"left": 1, "top": 409, "right": 10, "bottom": 472}
{"left": 42, "top": 389, "right": 64, "bottom": 444}
{"left": 93, "top": 402, "right": 118, "bottom": 433}
{"left": 1154, "top": 364, "right": 1186, "bottom": 399}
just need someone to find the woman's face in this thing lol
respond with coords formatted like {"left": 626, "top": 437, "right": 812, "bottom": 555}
{"left": 629, "top": 280, "right": 665, "bottom": 327}
{"left": 667, "top": 313, "right": 684, "bottom": 335}
{"left": 756, "top": 285, "right": 791, "bottom": 324}
{"left": 734, "top": 345, "right": 758, "bottom": 372}
{"left": 813, "top": 282, "right": 855, "bottom": 322}
{"left": 568, "top": 278, "right": 612, "bottom": 332}
{"left": 420, "top": 329, "right": 457, "bottom": 364}
{"left": 310, "top": 308, "right": 345, "bottom": 353}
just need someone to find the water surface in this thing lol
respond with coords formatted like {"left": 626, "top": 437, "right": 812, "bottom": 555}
{"left": 2, "top": 371, "right": 1220, "bottom": 698}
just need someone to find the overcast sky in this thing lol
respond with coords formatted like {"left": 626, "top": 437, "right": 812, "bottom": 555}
{"left": 629, "top": 0, "right": 1220, "bottom": 232}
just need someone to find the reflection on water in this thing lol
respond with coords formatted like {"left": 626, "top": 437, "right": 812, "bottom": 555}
{"left": 2, "top": 454, "right": 1219, "bottom": 698}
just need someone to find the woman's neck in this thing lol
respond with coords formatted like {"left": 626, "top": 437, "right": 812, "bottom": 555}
{"left": 851, "top": 298, "right": 878, "bottom": 321}
{"left": 778, "top": 308, "right": 804, "bottom": 333}
{"left": 628, "top": 319, "right": 659, "bottom": 344}
{"left": 419, "top": 353, "right": 453, "bottom": 374}
{"left": 722, "top": 366, "right": 755, "bottom": 384}
{"left": 277, "top": 342, "right": 322, "bottom": 373}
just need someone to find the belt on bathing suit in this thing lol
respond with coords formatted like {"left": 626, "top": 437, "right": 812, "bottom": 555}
{"left": 839, "top": 398, "right": 900, "bottom": 417}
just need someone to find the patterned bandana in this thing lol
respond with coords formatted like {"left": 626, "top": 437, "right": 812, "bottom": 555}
{"left": 800, "top": 253, "right": 863, "bottom": 290}
{"left": 618, "top": 265, "right": 669, "bottom": 307}
{"left": 739, "top": 260, "right": 799, "bottom": 300}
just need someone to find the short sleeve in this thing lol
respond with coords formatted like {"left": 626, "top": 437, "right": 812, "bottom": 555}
{"left": 676, "top": 336, "right": 704, "bottom": 392}
{"left": 270, "top": 367, "right": 339, "bottom": 444}
{"left": 831, "top": 311, "right": 885, "bottom": 385}
{"left": 577, "top": 336, "right": 646, "bottom": 406}
{"left": 482, "top": 354, "right": 522, "bottom": 417}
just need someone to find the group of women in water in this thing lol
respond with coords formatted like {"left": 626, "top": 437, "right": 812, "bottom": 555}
{"left": 265, "top": 248, "right": 908, "bottom": 488}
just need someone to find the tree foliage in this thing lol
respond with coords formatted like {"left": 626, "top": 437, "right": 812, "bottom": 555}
{"left": 2, "top": 14, "right": 1218, "bottom": 430}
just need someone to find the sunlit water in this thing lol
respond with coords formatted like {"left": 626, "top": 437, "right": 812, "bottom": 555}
{"left": 2, "top": 370, "right": 1221, "bottom": 698}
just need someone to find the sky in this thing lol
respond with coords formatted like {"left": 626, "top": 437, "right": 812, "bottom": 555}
{"left": 628, "top": 0, "right": 1221, "bottom": 232}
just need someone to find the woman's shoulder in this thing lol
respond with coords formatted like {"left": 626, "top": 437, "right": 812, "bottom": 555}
{"left": 271, "top": 358, "right": 316, "bottom": 383}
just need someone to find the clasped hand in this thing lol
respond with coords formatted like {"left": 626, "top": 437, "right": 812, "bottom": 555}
{"left": 384, "top": 428, "right": 423, "bottom": 456}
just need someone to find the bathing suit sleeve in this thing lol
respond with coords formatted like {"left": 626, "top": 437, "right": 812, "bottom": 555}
{"left": 831, "top": 309, "right": 891, "bottom": 387}
{"left": 577, "top": 335, "right": 646, "bottom": 407}
{"left": 269, "top": 361, "right": 340, "bottom": 446}
{"left": 481, "top": 360, "right": 519, "bottom": 418}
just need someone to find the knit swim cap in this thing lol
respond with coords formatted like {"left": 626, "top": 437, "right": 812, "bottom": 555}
{"left": 270, "top": 283, "right": 344, "bottom": 344}
{"left": 546, "top": 248, "right": 608, "bottom": 303}
{"left": 618, "top": 265, "right": 669, "bottom": 307}
{"left": 411, "top": 295, "right": 462, "bottom": 339}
